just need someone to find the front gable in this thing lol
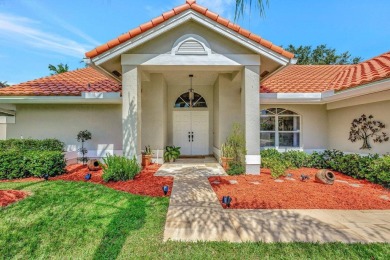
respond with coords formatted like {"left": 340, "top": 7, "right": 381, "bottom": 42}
{"left": 85, "top": 1, "right": 295, "bottom": 80}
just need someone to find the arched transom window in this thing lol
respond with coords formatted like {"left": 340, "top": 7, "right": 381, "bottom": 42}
{"left": 260, "top": 108, "right": 301, "bottom": 148}
{"left": 174, "top": 92, "right": 207, "bottom": 108}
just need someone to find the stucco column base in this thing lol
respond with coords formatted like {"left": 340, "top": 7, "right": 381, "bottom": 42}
{"left": 245, "top": 155, "right": 261, "bottom": 175}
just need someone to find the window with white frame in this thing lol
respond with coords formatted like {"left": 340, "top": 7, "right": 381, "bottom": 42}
{"left": 260, "top": 108, "right": 301, "bottom": 148}
{"left": 174, "top": 92, "right": 207, "bottom": 108}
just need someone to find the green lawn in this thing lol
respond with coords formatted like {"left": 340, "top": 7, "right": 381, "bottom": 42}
{"left": 1, "top": 181, "right": 389, "bottom": 259}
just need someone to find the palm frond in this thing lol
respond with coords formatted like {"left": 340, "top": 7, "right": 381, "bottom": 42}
{"left": 235, "top": 0, "right": 269, "bottom": 21}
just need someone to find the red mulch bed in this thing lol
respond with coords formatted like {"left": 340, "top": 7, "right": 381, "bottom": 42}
{"left": 51, "top": 164, "right": 173, "bottom": 197}
{"left": 0, "top": 190, "right": 29, "bottom": 207}
{"left": 209, "top": 168, "right": 390, "bottom": 209}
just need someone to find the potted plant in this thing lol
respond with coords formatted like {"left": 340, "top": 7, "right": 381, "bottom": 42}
{"left": 142, "top": 145, "right": 152, "bottom": 167}
{"left": 220, "top": 143, "right": 234, "bottom": 171}
{"left": 164, "top": 146, "right": 181, "bottom": 162}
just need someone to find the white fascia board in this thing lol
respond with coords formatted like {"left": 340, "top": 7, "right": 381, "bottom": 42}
{"left": 121, "top": 53, "right": 259, "bottom": 66}
{"left": 81, "top": 92, "right": 121, "bottom": 99}
{"left": 323, "top": 78, "right": 390, "bottom": 103}
{"left": 92, "top": 10, "right": 290, "bottom": 66}
{"left": 260, "top": 93, "right": 323, "bottom": 104}
{"left": 0, "top": 96, "right": 122, "bottom": 104}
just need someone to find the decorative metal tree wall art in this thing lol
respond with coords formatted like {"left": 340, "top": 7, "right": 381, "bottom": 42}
{"left": 348, "top": 114, "right": 389, "bottom": 149}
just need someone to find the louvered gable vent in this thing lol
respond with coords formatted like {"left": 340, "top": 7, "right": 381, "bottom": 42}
{"left": 176, "top": 40, "right": 207, "bottom": 55}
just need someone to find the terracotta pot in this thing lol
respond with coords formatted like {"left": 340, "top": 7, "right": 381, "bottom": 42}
{"left": 87, "top": 159, "right": 101, "bottom": 171}
{"left": 221, "top": 157, "right": 233, "bottom": 171}
{"left": 142, "top": 154, "right": 152, "bottom": 167}
{"left": 315, "top": 169, "right": 335, "bottom": 185}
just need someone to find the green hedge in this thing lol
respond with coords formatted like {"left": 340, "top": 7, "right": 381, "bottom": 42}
{"left": 0, "top": 150, "right": 66, "bottom": 180}
{"left": 261, "top": 149, "right": 390, "bottom": 187}
{"left": 0, "top": 138, "right": 64, "bottom": 152}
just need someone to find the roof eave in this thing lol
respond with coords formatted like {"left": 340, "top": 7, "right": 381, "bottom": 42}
{"left": 0, "top": 95, "right": 122, "bottom": 104}
{"left": 260, "top": 78, "right": 390, "bottom": 105}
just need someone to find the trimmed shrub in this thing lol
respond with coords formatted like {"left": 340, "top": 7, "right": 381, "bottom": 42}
{"left": 24, "top": 151, "right": 66, "bottom": 177}
{"left": 0, "top": 138, "right": 64, "bottom": 152}
{"left": 260, "top": 149, "right": 282, "bottom": 160}
{"left": 282, "top": 150, "right": 309, "bottom": 168}
{"left": 368, "top": 155, "right": 390, "bottom": 187}
{"left": 307, "top": 151, "right": 328, "bottom": 169}
{"left": 227, "top": 162, "right": 245, "bottom": 175}
{"left": 262, "top": 157, "right": 288, "bottom": 179}
{"left": 0, "top": 151, "right": 26, "bottom": 179}
{"left": 260, "top": 148, "right": 388, "bottom": 187}
{"left": 0, "top": 150, "right": 66, "bottom": 180}
{"left": 102, "top": 155, "right": 141, "bottom": 182}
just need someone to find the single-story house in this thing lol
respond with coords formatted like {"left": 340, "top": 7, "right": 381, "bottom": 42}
{"left": 0, "top": 0, "right": 389, "bottom": 173}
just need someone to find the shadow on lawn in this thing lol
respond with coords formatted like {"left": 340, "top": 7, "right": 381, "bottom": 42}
{"left": 92, "top": 197, "right": 147, "bottom": 259}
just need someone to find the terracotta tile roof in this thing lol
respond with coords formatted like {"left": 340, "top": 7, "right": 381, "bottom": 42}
{"left": 260, "top": 65, "right": 350, "bottom": 93}
{"left": 261, "top": 51, "right": 390, "bottom": 93}
{"left": 0, "top": 67, "right": 121, "bottom": 96}
{"left": 330, "top": 51, "right": 390, "bottom": 91}
{"left": 85, "top": 0, "right": 294, "bottom": 60}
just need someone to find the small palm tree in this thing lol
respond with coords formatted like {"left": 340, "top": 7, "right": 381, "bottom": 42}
{"left": 235, "top": 0, "right": 269, "bottom": 20}
{"left": 48, "top": 63, "right": 69, "bottom": 75}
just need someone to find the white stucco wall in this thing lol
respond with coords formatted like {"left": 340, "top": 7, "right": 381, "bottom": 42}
{"left": 216, "top": 73, "right": 242, "bottom": 148}
{"left": 128, "top": 21, "right": 254, "bottom": 56}
{"left": 260, "top": 104, "right": 328, "bottom": 151}
{"left": 213, "top": 77, "right": 220, "bottom": 148}
{"left": 141, "top": 73, "right": 168, "bottom": 152}
{"left": 327, "top": 100, "right": 390, "bottom": 155}
{"left": 7, "top": 104, "right": 122, "bottom": 161}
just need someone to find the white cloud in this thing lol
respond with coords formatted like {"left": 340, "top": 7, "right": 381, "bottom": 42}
{"left": 20, "top": 1, "right": 101, "bottom": 46}
{"left": 0, "top": 13, "right": 92, "bottom": 58}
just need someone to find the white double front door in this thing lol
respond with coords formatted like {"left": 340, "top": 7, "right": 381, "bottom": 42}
{"left": 173, "top": 111, "right": 209, "bottom": 156}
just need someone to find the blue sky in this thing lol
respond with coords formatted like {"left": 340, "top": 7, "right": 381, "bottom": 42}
{"left": 0, "top": 0, "right": 389, "bottom": 85}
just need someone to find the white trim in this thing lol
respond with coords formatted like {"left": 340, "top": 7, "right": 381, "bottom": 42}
{"left": 81, "top": 92, "right": 120, "bottom": 99}
{"left": 260, "top": 108, "right": 301, "bottom": 148}
{"left": 65, "top": 150, "right": 123, "bottom": 164}
{"left": 172, "top": 34, "right": 211, "bottom": 51}
{"left": 0, "top": 96, "right": 122, "bottom": 104}
{"left": 260, "top": 78, "right": 390, "bottom": 105}
{"left": 0, "top": 116, "right": 15, "bottom": 124}
{"left": 246, "top": 155, "right": 261, "bottom": 164}
{"left": 261, "top": 93, "right": 323, "bottom": 103}
{"left": 121, "top": 53, "right": 260, "bottom": 66}
{"left": 172, "top": 35, "right": 210, "bottom": 55}
{"left": 91, "top": 10, "right": 291, "bottom": 66}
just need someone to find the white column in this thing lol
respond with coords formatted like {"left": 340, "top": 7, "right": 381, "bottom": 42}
{"left": 122, "top": 65, "right": 142, "bottom": 161}
{"left": 241, "top": 66, "right": 261, "bottom": 174}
